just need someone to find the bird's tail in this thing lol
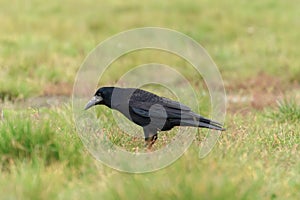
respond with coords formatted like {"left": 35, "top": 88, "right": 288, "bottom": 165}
{"left": 180, "top": 117, "right": 225, "bottom": 131}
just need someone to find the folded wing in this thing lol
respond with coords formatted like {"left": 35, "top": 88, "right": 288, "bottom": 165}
{"left": 130, "top": 98, "right": 224, "bottom": 131}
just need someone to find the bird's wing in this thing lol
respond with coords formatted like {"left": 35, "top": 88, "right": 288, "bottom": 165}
{"left": 129, "top": 93, "right": 194, "bottom": 118}
{"left": 130, "top": 100, "right": 223, "bottom": 127}
{"left": 161, "top": 97, "right": 191, "bottom": 111}
{"left": 161, "top": 97, "right": 223, "bottom": 126}
{"left": 129, "top": 91, "right": 223, "bottom": 127}
{"left": 130, "top": 100, "right": 192, "bottom": 120}
{"left": 130, "top": 89, "right": 190, "bottom": 110}
{"left": 130, "top": 102, "right": 167, "bottom": 119}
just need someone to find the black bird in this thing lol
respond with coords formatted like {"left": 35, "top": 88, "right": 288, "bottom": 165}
{"left": 85, "top": 87, "right": 225, "bottom": 149}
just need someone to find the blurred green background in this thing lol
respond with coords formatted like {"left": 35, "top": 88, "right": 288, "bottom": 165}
{"left": 0, "top": 0, "right": 299, "bottom": 199}
{"left": 1, "top": 0, "right": 299, "bottom": 99}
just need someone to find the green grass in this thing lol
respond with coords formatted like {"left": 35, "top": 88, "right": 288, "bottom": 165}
{"left": 1, "top": 0, "right": 300, "bottom": 99}
{"left": 0, "top": 107, "right": 88, "bottom": 171}
{"left": 267, "top": 99, "right": 300, "bottom": 123}
{"left": 0, "top": 0, "right": 300, "bottom": 199}
{"left": 0, "top": 106, "right": 299, "bottom": 199}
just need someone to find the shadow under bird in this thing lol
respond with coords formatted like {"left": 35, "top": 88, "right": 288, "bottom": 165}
{"left": 85, "top": 87, "right": 225, "bottom": 149}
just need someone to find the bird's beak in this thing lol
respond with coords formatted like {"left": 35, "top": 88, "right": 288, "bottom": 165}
{"left": 84, "top": 95, "right": 103, "bottom": 110}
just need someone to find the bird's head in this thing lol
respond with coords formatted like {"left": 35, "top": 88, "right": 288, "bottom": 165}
{"left": 84, "top": 87, "right": 114, "bottom": 110}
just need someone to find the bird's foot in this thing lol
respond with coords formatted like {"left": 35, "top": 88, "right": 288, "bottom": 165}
{"left": 144, "top": 134, "right": 158, "bottom": 151}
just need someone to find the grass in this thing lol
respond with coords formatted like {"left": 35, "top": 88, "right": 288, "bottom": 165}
{"left": 1, "top": 0, "right": 300, "bottom": 99}
{"left": 0, "top": 0, "right": 300, "bottom": 199}
{"left": 0, "top": 106, "right": 299, "bottom": 199}
{"left": 267, "top": 99, "right": 300, "bottom": 123}
{"left": 0, "top": 107, "right": 87, "bottom": 171}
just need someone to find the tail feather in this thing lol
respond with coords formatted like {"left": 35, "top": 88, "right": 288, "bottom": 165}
{"left": 180, "top": 111, "right": 224, "bottom": 127}
{"left": 181, "top": 118, "right": 225, "bottom": 131}
{"left": 199, "top": 116, "right": 223, "bottom": 127}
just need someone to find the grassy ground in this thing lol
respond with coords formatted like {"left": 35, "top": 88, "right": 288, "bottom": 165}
{"left": 0, "top": 0, "right": 299, "bottom": 199}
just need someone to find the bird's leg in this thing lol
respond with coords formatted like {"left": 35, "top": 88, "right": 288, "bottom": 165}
{"left": 143, "top": 127, "right": 158, "bottom": 150}
{"left": 144, "top": 134, "right": 158, "bottom": 150}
